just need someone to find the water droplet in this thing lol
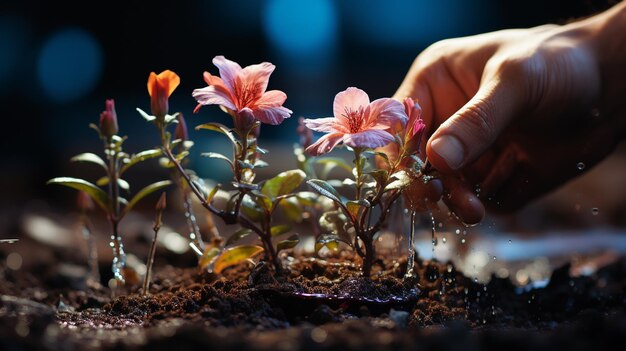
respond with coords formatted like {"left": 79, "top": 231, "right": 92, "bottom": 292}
{"left": 461, "top": 238, "right": 466, "bottom": 244}
{"left": 590, "top": 108, "right": 600, "bottom": 118}
{"left": 462, "top": 230, "right": 467, "bottom": 235}
{"left": 577, "top": 162, "right": 585, "bottom": 171}
{"left": 592, "top": 207, "right": 599, "bottom": 216}
{"left": 508, "top": 239, "right": 512, "bottom": 244}
{"left": 455, "top": 229, "right": 460, "bottom": 235}
{"left": 493, "top": 256, "right": 497, "bottom": 261}
{"left": 437, "top": 222, "right": 443, "bottom": 228}
{"left": 474, "top": 277, "right": 478, "bottom": 283}
{"left": 442, "top": 237, "right": 447, "bottom": 244}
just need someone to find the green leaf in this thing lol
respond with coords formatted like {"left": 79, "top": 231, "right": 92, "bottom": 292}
{"left": 47, "top": 177, "right": 110, "bottom": 212}
{"left": 164, "top": 112, "right": 179, "bottom": 124}
{"left": 270, "top": 224, "right": 291, "bottom": 237}
{"left": 117, "top": 178, "right": 130, "bottom": 191}
{"left": 306, "top": 179, "right": 342, "bottom": 204}
{"left": 241, "top": 195, "right": 264, "bottom": 222}
{"left": 196, "top": 122, "right": 239, "bottom": 147}
{"left": 136, "top": 107, "right": 156, "bottom": 122}
{"left": 198, "top": 246, "right": 221, "bottom": 271}
{"left": 251, "top": 193, "right": 272, "bottom": 213}
{"left": 121, "top": 180, "right": 172, "bottom": 217}
{"left": 295, "top": 191, "right": 318, "bottom": 206}
{"left": 206, "top": 184, "right": 221, "bottom": 203}
{"left": 385, "top": 170, "right": 411, "bottom": 190}
{"left": 276, "top": 234, "right": 299, "bottom": 252}
{"left": 120, "top": 149, "right": 162, "bottom": 174}
{"left": 253, "top": 160, "right": 269, "bottom": 168}
{"left": 236, "top": 160, "right": 254, "bottom": 169}
{"left": 346, "top": 199, "right": 370, "bottom": 219}
{"left": 279, "top": 197, "right": 302, "bottom": 223}
{"left": 70, "top": 153, "right": 107, "bottom": 171}
{"left": 255, "top": 146, "right": 269, "bottom": 155}
{"left": 368, "top": 169, "right": 389, "bottom": 186}
{"left": 225, "top": 228, "right": 253, "bottom": 246}
{"left": 201, "top": 152, "right": 234, "bottom": 168}
{"left": 315, "top": 233, "right": 346, "bottom": 252}
{"left": 315, "top": 157, "right": 352, "bottom": 179}
{"left": 213, "top": 245, "right": 264, "bottom": 274}
{"left": 262, "top": 169, "right": 306, "bottom": 199}
{"left": 96, "top": 176, "right": 109, "bottom": 186}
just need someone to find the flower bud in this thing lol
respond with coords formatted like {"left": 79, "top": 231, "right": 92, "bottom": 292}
{"left": 99, "top": 99, "right": 118, "bottom": 138}
{"left": 174, "top": 113, "right": 188, "bottom": 141}
{"left": 147, "top": 70, "right": 180, "bottom": 122}
{"left": 156, "top": 192, "right": 167, "bottom": 211}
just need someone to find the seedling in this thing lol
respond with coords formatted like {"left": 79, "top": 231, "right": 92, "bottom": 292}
{"left": 48, "top": 99, "right": 171, "bottom": 285}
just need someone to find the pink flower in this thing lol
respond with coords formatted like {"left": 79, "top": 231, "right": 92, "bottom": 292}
{"left": 402, "top": 97, "right": 426, "bottom": 155}
{"left": 303, "top": 87, "right": 407, "bottom": 156}
{"left": 99, "top": 99, "right": 118, "bottom": 138}
{"left": 192, "top": 56, "right": 292, "bottom": 126}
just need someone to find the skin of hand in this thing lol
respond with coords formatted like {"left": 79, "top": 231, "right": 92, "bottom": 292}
{"left": 395, "top": 3, "right": 626, "bottom": 225}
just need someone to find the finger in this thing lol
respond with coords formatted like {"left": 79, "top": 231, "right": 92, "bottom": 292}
{"left": 426, "top": 76, "right": 524, "bottom": 173}
{"left": 440, "top": 174, "right": 485, "bottom": 225}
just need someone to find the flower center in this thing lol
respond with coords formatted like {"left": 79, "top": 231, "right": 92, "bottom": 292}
{"left": 343, "top": 106, "right": 365, "bottom": 133}
{"left": 235, "top": 81, "right": 262, "bottom": 109}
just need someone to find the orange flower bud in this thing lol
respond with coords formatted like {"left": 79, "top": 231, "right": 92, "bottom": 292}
{"left": 147, "top": 70, "right": 180, "bottom": 121}
{"left": 99, "top": 99, "right": 118, "bottom": 138}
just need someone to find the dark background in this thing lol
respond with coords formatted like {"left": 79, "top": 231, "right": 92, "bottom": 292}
{"left": 0, "top": 0, "right": 615, "bottom": 211}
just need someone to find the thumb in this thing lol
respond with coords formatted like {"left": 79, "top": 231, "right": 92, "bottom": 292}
{"left": 426, "top": 78, "right": 523, "bottom": 172}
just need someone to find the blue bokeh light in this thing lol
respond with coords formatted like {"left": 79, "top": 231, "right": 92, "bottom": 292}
{"left": 342, "top": 0, "right": 491, "bottom": 46}
{"left": 262, "top": 0, "right": 338, "bottom": 57}
{"left": 37, "top": 28, "right": 103, "bottom": 103}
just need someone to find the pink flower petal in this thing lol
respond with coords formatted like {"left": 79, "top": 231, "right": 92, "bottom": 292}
{"left": 252, "top": 105, "right": 292, "bottom": 125}
{"left": 305, "top": 132, "right": 344, "bottom": 156}
{"left": 303, "top": 117, "right": 339, "bottom": 133}
{"left": 333, "top": 87, "right": 370, "bottom": 123}
{"left": 238, "top": 62, "right": 275, "bottom": 97}
{"left": 192, "top": 86, "right": 237, "bottom": 111}
{"left": 343, "top": 130, "right": 395, "bottom": 149}
{"left": 256, "top": 90, "right": 287, "bottom": 107}
{"left": 364, "top": 98, "right": 407, "bottom": 130}
{"left": 212, "top": 56, "right": 242, "bottom": 92}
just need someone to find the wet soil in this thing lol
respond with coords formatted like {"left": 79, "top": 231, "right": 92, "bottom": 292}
{"left": 1, "top": 240, "right": 626, "bottom": 350}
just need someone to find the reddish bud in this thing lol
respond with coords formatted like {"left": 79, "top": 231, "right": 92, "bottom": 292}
{"left": 174, "top": 113, "right": 188, "bottom": 141}
{"left": 155, "top": 192, "right": 167, "bottom": 211}
{"left": 99, "top": 99, "right": 118, "bottom": 138}
{"left": 76, "top": 191, "right": 95, "bottom": 211}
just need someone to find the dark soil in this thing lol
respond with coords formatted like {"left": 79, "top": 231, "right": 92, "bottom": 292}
{"left": 2, "top": 239, "right": 626, "bottom": 350}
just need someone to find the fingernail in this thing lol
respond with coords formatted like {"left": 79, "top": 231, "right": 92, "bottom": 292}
{"left": 430, "top": 135, "right": 464, "bottom": 170}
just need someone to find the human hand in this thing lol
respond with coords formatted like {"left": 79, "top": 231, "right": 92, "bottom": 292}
{"left": 395, "top": 4, "right": 626, "bottom": 225}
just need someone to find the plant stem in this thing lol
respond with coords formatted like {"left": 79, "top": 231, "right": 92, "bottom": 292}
{"left": 404, "top": 210, "right": 417, "bottom": 280}
{"left": 142, "top": 224, "right": 160, "bottom": 295}
{"left": 362, "top": 236, "right": 374, "bottom": 278}
{"left": 260, "top": 219, "right": 282, "bottom": 274}
{"left": 106, "top": 139, "right": 125, "bottom": 284}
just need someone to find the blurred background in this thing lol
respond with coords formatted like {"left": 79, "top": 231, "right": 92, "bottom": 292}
{"left": 2, "top": 0, "right": 625, "bottom": 283}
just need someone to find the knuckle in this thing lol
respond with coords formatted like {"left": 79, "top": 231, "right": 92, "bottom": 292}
{"left": 457, "top": 101, "right": 497, "bottom": 143}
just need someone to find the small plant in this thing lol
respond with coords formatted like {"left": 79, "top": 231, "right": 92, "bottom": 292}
{"left": 139, "top": 57, "right": 309, "bottom": 274}
{"left": 47, "top": 57, "right": 442, "bottom": 286}
{"left": 48, "top": 99, "right": 171, "bottom": 285}
{"left": 302, "top": 89, "right": 438, "bottom": 277}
